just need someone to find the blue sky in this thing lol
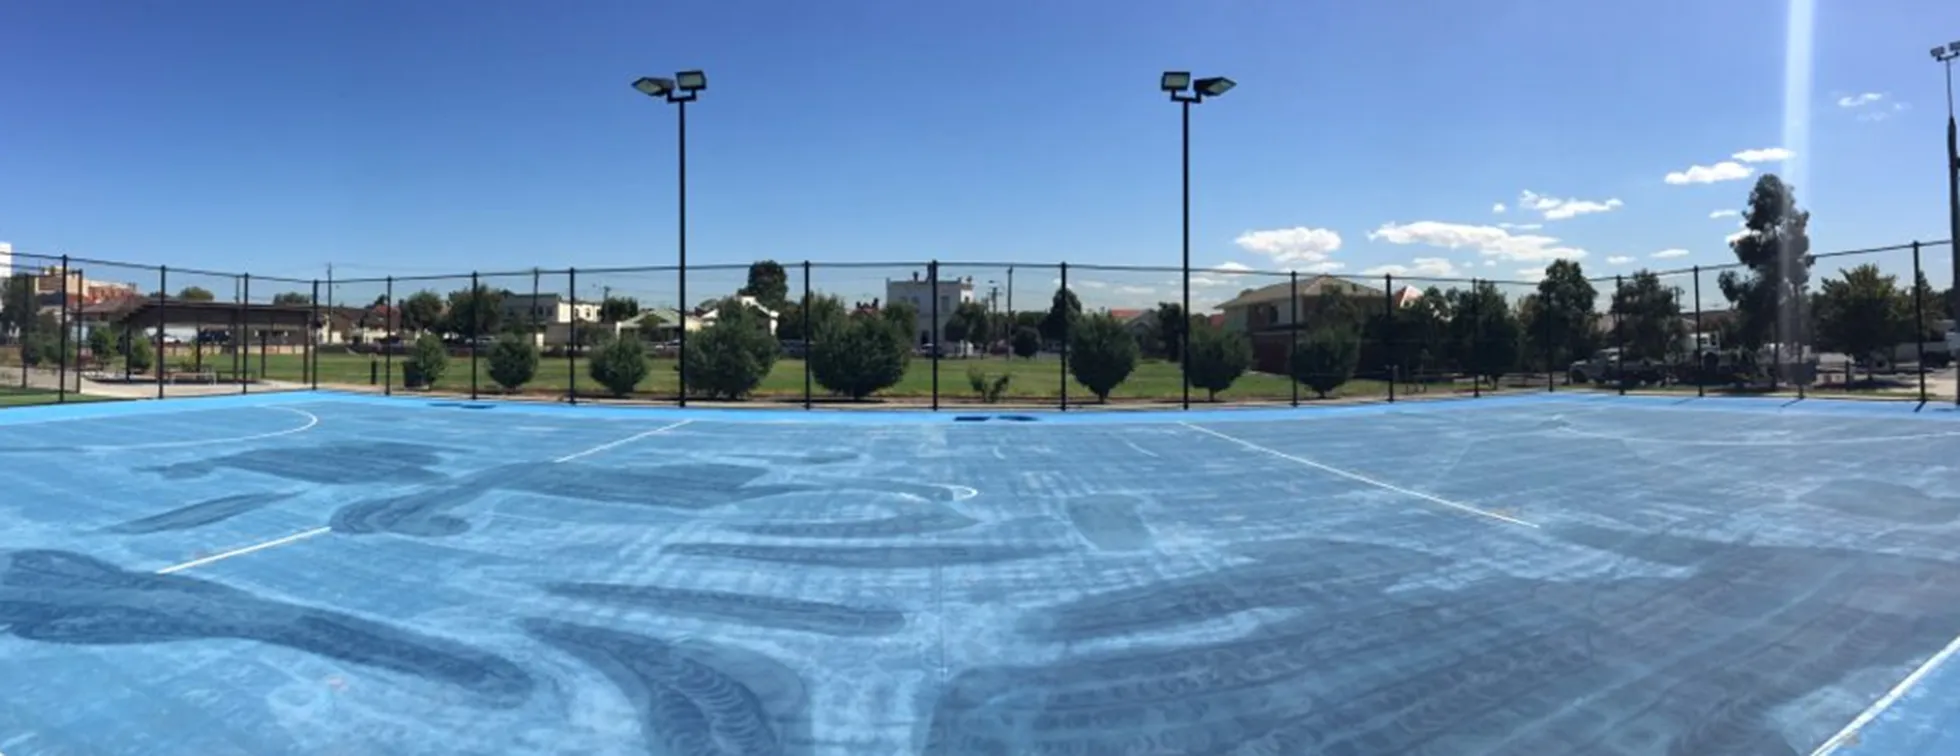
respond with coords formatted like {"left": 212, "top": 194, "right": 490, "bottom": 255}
{"left": 1, "top": 0, "right": 1955, "bottom": 309}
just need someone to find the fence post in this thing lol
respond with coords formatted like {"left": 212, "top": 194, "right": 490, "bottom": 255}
{"left": 1692, "top": 266, "right": 1704, "bottom": 398}
{"left": 930, "top": 260, "right": 940, "bottom": 412}
{"left": 157, "top": 266, "right": 168, "bottom": 399}
{"left": 1614, "top": 274, "right": 1626, "bottom": 397}
{"left": 1059, "top": 262, "right": 1069, "bottom": 412}
{"left": 383, "top": 276, "right": 393, "bottom": 397}
{"left": 233, "top": 274, "right": 244, "bottom": 394}
{"left": 1541, "top": 280, "right": 1554, "bottom": 392}
{"left": 1290, "top": 270, "right": 1300, "bottom": 407}
{"left": 57, "top": 255, "right": 69, "bottom": 404}
{"left": 1914, "top": 242, "right": 1928, "bottom": 405}
{"left": 802, "top": 260, "right": 812, "bottom": 410}
{"left": 308, "top": 278, "right": 320, "bottom": 391}
{"left": 1469, "top": 278, "right": 1481, "bottom": 399}
{"left": 1383, "top": 274, "right": 1395, "bottom": 403}
{"left": 468, "top": 270, "right": 479, "bottom": 401}
{"left": 567, "top": 267, "right": 578, "bottom": 406}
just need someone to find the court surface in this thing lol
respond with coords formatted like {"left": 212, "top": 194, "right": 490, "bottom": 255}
{"left": 3, "top": 391, "right": 1960, "bottom": 755}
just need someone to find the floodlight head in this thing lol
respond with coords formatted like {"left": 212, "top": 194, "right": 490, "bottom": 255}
{"left": 633, "top": 77, "right": 675, "bottom": 97}
{"left": 1195, "top": 76, "right": 1236, "bottom": 98}
{"left": 1950, "top": 40, "right": 1960, "bottom": 52}
{"left": 1937, "top": 47, "right": 1949, "bottom": 60}
{"left": 1161, "top": 71, "right": 1191, "bottom": 92}
{"left": 676, "top": 70, "right": 707, "bottom": 92}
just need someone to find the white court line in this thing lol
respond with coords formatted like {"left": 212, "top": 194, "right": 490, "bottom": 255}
{"left": 81, "top": 406, "right": 320, "bottom": 451}
{"left": 1555, "top": 424, "right": 1960, "bottom": 447}
{"left": 1810, "top": 630, "right": 1960, "bottom": 755}
{"left": 1122, "top": 439, "right": 1160, "bottom": 458}
{"left": 1178, "top": 422, "right": 1538, "bottom": 529}
{"left": 551, "top": 420, "right": 693, "bottom": 463}
{"left": 154, "top": 526, "right": 333, "bottom": 575}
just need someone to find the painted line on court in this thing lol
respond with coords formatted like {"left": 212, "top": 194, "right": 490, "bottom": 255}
{"left": 1810, "top": 629, "right": 1960, "bottom": 756}
{"left": 81, "top": 406, "right": 320, "bottom": 451}
{"left": 551, "top": 420, "right": 693, "bottom": 463}
{"left": 1178, "top": 422, "right": 1538, "bottom": 529}
{"left": 1553, "top": 423, "right": 1960, "bottom": 447}
{"left": 155, "top": 526, "right": 334, "bottom": 575}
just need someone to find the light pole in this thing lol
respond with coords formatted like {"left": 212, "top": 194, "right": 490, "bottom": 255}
{"left": 1161, "top": 71, "right": 1235, "bottom": 410}
{"left": 632, "top": 70, "right": 706, "bottom": 405}
{"left": 1934, "top": 42, "right": 1960, "bottom": 325}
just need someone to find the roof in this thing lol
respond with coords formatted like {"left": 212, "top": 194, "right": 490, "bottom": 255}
{"left": 1106, "top": 308, "right": 1146, "bottom": 322}
{"left": 1391, "top": 286, "right": 1424, "bottom": 308}
{"left": 1214, "top": 275, "right": 1386, "bottom": 311}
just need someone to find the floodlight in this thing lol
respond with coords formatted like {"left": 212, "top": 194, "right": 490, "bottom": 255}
{"left": 1195, "top": 76, "right": 1236, "bottom": 97}
{"left": 633, "top": 77, "right": 675, "bottom": 97}
{"left": 1161, "top": 71, "right": 1191, "bottom": 92}
{"left": 1950, "top": 41, "right": 1960, "bottom": 52}
{"left": 1938, "top": 47, "right": 1950, "bottom": 59}
{"left": 676, "top": 70, "right": 707, "bottom": 92}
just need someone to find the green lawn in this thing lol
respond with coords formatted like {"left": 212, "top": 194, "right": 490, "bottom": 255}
{"left": 291, "top": 351, "right": 1394, "bottom": 403}
{"left": 0, "top": 388, "right": 117, "bottom": 407}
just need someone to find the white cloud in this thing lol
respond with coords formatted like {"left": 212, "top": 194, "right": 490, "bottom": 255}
{"left": 1233, "top": 226, "right": 1343, "bottom": 266}
{"left": 1515, "top": 268, "right": 1547, "bottom": 281}
{"left": 1665, "top": 161, "right": 1752, "bottom": 185}
{"left": 1516, "top": 190, "right": 1623, "bottom": 221}
{"left": 1605, "top": 255, "right": 1634, "bottom": 265}
{"left": 1725, "top": 229, "right": 1753, "bottom": 245}
{"left": 1213, "top": 261, "right": 1253, "bottom": 272}
{"left": 1837, "top": 92, "right": 1884, "bottom": 108}
{"left": 1731, "top": 147, "right": 1792, "bottom": 163}
{"left": 1497, "top": 222, "right": 1544, "bottom": 231}
{"left": 1492, "top": 203, "right": 1507, "bottom": 214}
{"left": 1076, "top": 279, "right": 1108, "bottom": 289}
{"left": 1367, "top": 221, "right": 1588, "bottom": 263}
{"left": 1483, "top": 260, "right": 1497, "bottom": 267}
{"left": 1362, "top": 257, "right": 1460, "bottom": 278}
{"left": 1115, "top": 285, "right": 1154, "bottom": 295}
{"left": 1298, "top": 260, "right": 1344, "bottom": 273}
{"left": 1652, "top": 248, "right": 1690, "bottom": 259}
{"left": 1709, "top": 209, "right": 1739, "bottom": 219}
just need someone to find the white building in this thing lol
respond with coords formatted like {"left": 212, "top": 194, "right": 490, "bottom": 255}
{"left": 885, "top": 271, "right": 975, "bottom": 347}
{"left": 695, "top": 295, "right": 780, "bottom": 336}
{"left": 499, "top": 293, "right": 603, "bottom": 346}
{"left": 0, "top": 242, "right": 12, "bottom": 281}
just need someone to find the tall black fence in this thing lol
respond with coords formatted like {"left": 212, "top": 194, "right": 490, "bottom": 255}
{"left": 0, "top": 241, "right": 1952, "bottom": 411}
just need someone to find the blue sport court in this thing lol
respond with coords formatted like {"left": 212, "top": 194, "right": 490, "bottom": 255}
{"left": 3, "top": 391, "right": 1960, "bottom": 755}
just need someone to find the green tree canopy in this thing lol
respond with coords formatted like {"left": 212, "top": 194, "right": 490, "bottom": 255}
{"left": 810, "top": 313, "right": 910, "bottom": 400}
{"left": 271, "top": 292, "right": 312, "bottom": 307}
{"left": 486, "top": 333, "right": 539, "bottom": 392}
{"left": 1067, "top": 312, "right": 1138, "bottom": 402}
{"left": 1011, "top": 326, "right": 1041, "bottom": 358}
{"left": 1718, "top": 174, "right": 1813, "bottom": 350}
{"left": 739, "top": 260, "right": 791, "bottom": 311}
{"left": 947, "top": 301, "right": 992, "bottom": 354}
{"left": 177, "top": 286, "right": 216, "bottom": 302}
{"left": 1184, "top": 324, "right": 1251, "bottom": 401}
{"left": 1448, "top": 282, "right": 1521, "bottom": 384}
{"left": 1040, "top": 287, "right": 1082, "bottom": 345}
{"left": 443, "top": 285, "right": 504, "bottom": 336}
{"left": 402, "top": 333, "right": 448, "bottom": 389}
{"left": 1610, "top": 271, "right": 1687, "bottom": 363}
{"left": 1526, "top": 259, "right": 1598, "bottom": 367}
{"left": 1153, "top": 301, "right": 1186, "bottom": 361}
{"left": 1291, "top": 326, "right": 1360, "bottom": 398}
{"left": 400, "top": 290, "right": 445, "bottom": 333}
{"left": 1, "top": 274, "right": 38, "bottom": 338}
{"left": 776, "top": 294, "right": 846, "bottom": 342}
{"left": 1814, "top": 264, "right": 1907, "bottom": 364}
{"left": 683, "top": 297, "right": 779, "bottom": 400}
{"left": 587, "top": 335, "right": 649, "bottom": 397}
{"left": 598, "top": 296, "right": 641, "bottom": 325}
{"left": 881, "top": 300, "right": 920, "bottom": 343}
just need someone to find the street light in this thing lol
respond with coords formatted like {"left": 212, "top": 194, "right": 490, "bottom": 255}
{"left": 631, "top": 69, "right": 706, "bottom": 405}
{"left": 1162, "top": 70, "right": 1235, "bottom": 410}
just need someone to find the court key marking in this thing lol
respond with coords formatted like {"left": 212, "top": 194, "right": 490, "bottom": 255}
{"left": 551, "top": 420, "right": 694, "bottom": 463}
{"left": 80, "top": 406, "right": 321, "bottom": 452}
{"left": 1177, "top": 422, "right": 1539, "bottom": 529}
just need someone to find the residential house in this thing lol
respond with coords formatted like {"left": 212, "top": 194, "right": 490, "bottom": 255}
{"left": 885, "top": 272, "right": 975, "bottom": 347}
{"left": 694, "top": 296, "right": 780, "bottom": 336}
{"left": 1214, "top": 275, "right": 1388, "bottom": 373}
{"left": 498, "top": 293, "right": 603, "bottom": 347}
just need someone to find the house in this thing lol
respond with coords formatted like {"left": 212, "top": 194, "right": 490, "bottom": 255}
{"left": 499, "top": 293, "right": 602, "bottom": 347}
{"left": 694, "top": 295, "right": 780, "bottom": 336}
{"left": 1214, "top": 275, "right": 1388, "bottom": 373}
{"left": 885, "top": 271, "right": 975, "bottom": 347}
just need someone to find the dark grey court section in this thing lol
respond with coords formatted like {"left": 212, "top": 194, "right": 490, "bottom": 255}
{"left": 544, "top": 583, "right": 907, "bottom": 637}
{"left": 100, "top": 491, "right": 302, "bottom": 534}
{"left": 1063, "top": 493, "right": 1153, "bottom": 552}
{"left": 665, "top": 542, "right": 1065, "bottom": 568}
{"left": 145, "top": 441, "right": 454, "bottom": 485}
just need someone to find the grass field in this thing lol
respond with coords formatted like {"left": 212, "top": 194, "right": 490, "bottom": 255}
{"left": 270, "top": 351, "right": 1395, "bottom": 403}
{"left": 0, "top": 388, "right": 116, "bottom": 407}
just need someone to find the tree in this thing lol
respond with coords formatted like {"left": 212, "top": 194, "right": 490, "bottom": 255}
{"left": 1814, "top": 264, "right": 1906, "bottom": 375}
{"left": 948, "top": 301, "right": 992, "bottom": 356}
{"left": 683, "top": 297, "right": 779, "bottom": 400}
{"left": 402, "top": 333, "right": 448, "bottom": 389}
{"left": 87, "top": 326, "right": 116, "bottom": 360}
{"left": 271, "top": 292, "right": 312, "bottom": 307}
{"left": 1449, "top": 282, "right": 1522, "bottom": 386}
{"left": 598, "top": 296, "right": 641, "bottom": 325}
{"left": 1184, "top": 324, "right": 1252, "bottom": 401}
{"left": 177, "top": 286, "right": 216, "bottom": 302}
{"left": 1153, "top": 302, "right": 1186, "bottom": 361}
{"left": 1040, "top": 287, "right": 1082, "bottom": 346}
{"left": 2, "top": 273, "right": 38, "bottom": 338}
{"left": 1307, "top": 288, "right": 1360, "bottom": 331}
{"left": 1291, "top": 326, "right": 1360, "bottom": 399}
{"left": 400, "top": 290, "right": 445, "bottom": 333}
{"left": 587, "top": 336, "right": 650, "bottom": 397}
{"left": 1907, "top": 271, "right": 1944, "bottom": 341}
{"left": 776, "top": 294, "right": 846, "bottom": 342}
{"left": 1610, "top": 271, "right": 1687, "bottom": 364}
{"left": 1394, "top": 287, "right": 1452, "bottom": 378}
{"left": 739, "top": 260, "right": 791, "bottom": 311}
{"left": 1011, "top": 310, "right": 1044, "bottom": 333}
{"left": 1718, "top": 174, "right": 1813, "bottom": 352}
{"left": 1067, "top": 312, "right": 1138, "bottom": 402}
{"left": 1526, "top": 260, "right": 1598, "bottom": 370}
{"left": 125, "top": 334, "right": 155, "bottom": 375}
{"left": 1011, "top": 326, "right": 1041, "bottom": 359}
{"left": 486, "top": 333, "right": 539, "bottom": 393}
{"left": 811, "top": 314, "right": 910, "bottom": 400}
{"left": 882, "top": 300, "right": 920, "bottom": 343}
{"left": 20, "top": 313, "right": 62, "bottom": 366}
{"left": 441, "top": 285, "right": 504, "bottom": 337}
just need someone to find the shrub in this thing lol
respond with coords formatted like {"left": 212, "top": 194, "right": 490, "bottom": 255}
{"left": 87, "top": 327, "right": 115, "bottom": 361}
{"left": 1290, "top": 327, "right": 1360, "bottom": 399}
{"left": 125, "top": 337, "right": 155, "bottom": 375}
{"left": 1011, "top": 326, "right": 1041, "bottom": 359}
{"left": 1185, "top": 325, "right": 1251, "bottom": 401}
{"left": 487, "top": 333, "right": 539, "bottom": 393}
{"left": 402, "top": 333, "right": 448, "bottom": 389}
{"left": 811, "top": 314, "right": 909, "bottom": 400}
{"left": 588, "top": 335, "right": 649, "bottom": 397}
{"left": 967, "top": 367, "right": 1012, "bottom": 403}
{"left": 682, "top": 299, "right": 779, "bottom": 400}
{"left": 1067, "top": 313, "right": 1138, "bottom": 402}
